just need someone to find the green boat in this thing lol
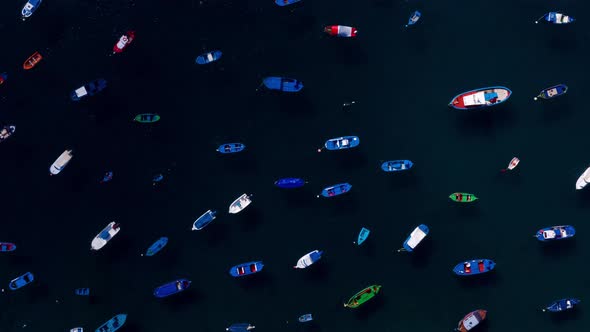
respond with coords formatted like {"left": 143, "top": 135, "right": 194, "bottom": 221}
{"left": 449, "top": 192, "right": 478, "bottom": 203}
{"left": 344, "top": 285, "right": 381, "bottom": 308}
{"left": 134, "top": 113, "right": 160, "bottom": 123}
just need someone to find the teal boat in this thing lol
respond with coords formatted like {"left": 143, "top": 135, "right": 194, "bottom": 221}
{"left": 356, "top": 227, "right": 370, "bottom": 245}
{"left": 134, "top": 114, "right": 160, "bottom": 123}
{"left": 95, "top": 314, "right": 127, "bottom": 332}
{"left": 145, "top": 237, "right": 168, "bottom": 256}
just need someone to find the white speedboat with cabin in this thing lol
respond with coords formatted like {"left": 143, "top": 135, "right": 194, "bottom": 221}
{"left": 229, "top": 194, "right": 252, "bottom": 214}
{"left": 576, "top": 167, "right": 590, "bottom": 190}
{"left": 91, "top": 221, "right": 120, "bottom": 250}
{"left": 49, "top": 149, "right": 73, "bottom": 175}
{"left": 294, "top": 250, "right": 323, "bottom": 269}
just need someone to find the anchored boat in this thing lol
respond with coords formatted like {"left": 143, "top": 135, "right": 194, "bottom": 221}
{"left": 229, "top": 193, "right": 252, "bottom": 214}
{"left": 91, "top": 222, "right": 120, "bottom": 250}
{"left": 0, "top": 125, "right": 16, "bottom": 143}
{"left": 294, "top": 250, "right": 323, "bottom": 269}
{"left": 501, "top": 157, "right": 520, "bottom": 172}
{"left": 21, "top": 0, "right": 42, "bottom": 20}
{"left": 23, "top": 51, "right": 42, "bottom": 70}
{"left": 398, "top": 224, "right": 429, "bottom": 252}
{"left": 95, "top": 313, "right": 127, "bottom": 332}
{"left": 262, "top": 77, "right": 303, "bottom": 92}
{"left": 229, "top": 261, "right": 264, "bottom": 277}
{"left": 543, "top": 298, "right": 580, "bottom": 312}
{"left": 217, "top": 143, "right": 245, "bottom": 154}
{"left": 226, "top": 323, "right": 255, "bottom": 332}
{"left": 576, "top": 167, "right": 590, "bottom": 190}
{"left": 75, "top": 288, "right": 90, "bottom": 296}
{"left": 535, "top": 12, "right": 575, "bottom": 24}
{"left": 113, "top": 31, "right": 135, "bottom": 54}
{"left": 321, "top": 136, "right": 360, "bottom": 151}
{"left": 344, "top": 285, "right": 381, "bottom": 308}
{"left": 134, "top": 114, "right": 160, "bottom": 123}
{"left": 0, "top": 72, "right": 7, "bottom": 85}
{"left": 534, "top": 84, "right": 568, "bottom": 101}
{"left": 71, "top": 79, "right": 107, "bottom": 101}
{"left": 449, "top": 86, "right": 512, "bottom": 110}
{"left": 356, "top": 227, "right": 370, "bottom": 245}
{"left": 196, "top": 50, "right": 222, "bottom": 65}
{"left": 275, "top": 0, "right": 301, "bottom": 6}
{"left": 70, "top": 327, "right": 83, "bottom": 332}
{"left": 456, "top": 309, "right": 486, "bottom": 332}
{"left": 192, "top": 210, "right": 217, "bottom": 230}
{"left": 298, "top": 314, "right": 313, "bottom": 323}
{"left": 453, "top": 259, "right": 496, "bottom": 276}
{"left": 381, "top": 160, "right": 413, "bottom": 172}
{"left": 405, "top": 10, "right": 421, "bottom": 27}
{"left": 318, "top": 183, "right": 351, "bottom": 198}
{"left": 324, "top": 25, "right": 358, "bottom": 37}
{"left": 9, "top": 272, "right": 34, "bottom": 290}
{"left": 0, "top": 242, "right": 16, "bottom": 252}
{"left": 536, "top": 225, "right": 575, "bottom": 241}
{"left": 50, "top": 149, "right": 73, "bottom": 175}
{"left": 154, "top": 279, "right": 191, "bottom": 298}
{"left": 274, "top": 178, "right": 306, "bottom": 189}
{"left": 449, "top": 192, "right": 478, "bottom": 203}
{"left": 145, "top": 237, "right": 168, "bottom": 256}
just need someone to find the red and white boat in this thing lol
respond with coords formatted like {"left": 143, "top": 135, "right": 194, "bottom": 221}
{"left": 449, "top": 86, "right": 512, "bottom": 110}
{"left": 456, "top": 309, "right": 486, "bottom": 332}
{"left": 324, "top": 25, "right": 358, "bottom": 37}
{"left": 113, "top": 31, "right": 136, "bottom": 54}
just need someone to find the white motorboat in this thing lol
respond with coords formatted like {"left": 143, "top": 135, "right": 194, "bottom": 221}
{"left": 70, "top": 328, "right": 83, "bottom": 332}
{"left": 576, "top": 167, "right": 590, "bottom": 190}
{"left": 228, "top": 194, "right": 252, "bottom": 214}
{"left": 49, "top": 149, "right": 73, "bottom": 175}
{"left": 91, "top": 221, "right": 120, "bottom": 250}
{"left": 294, "top": 250, "right": 323, "bottom": 269}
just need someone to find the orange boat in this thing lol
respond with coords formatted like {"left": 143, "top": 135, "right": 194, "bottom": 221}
{"left": 23, "top": 52, "right": 42, "bottom": 70}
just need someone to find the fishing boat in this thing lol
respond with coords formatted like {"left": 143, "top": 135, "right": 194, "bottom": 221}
{"left": 196, "top": 50, "right": 222, "bottom": 65}
{"left": 536, "top": 225, "right": 575, "bottom": 241}
{"left": 543, "top": 298, "right": 580, "bottom": 312}
{"left": 324, "top": 25, "right": 358, "bottom": 37}
{"left": 229, "top": 261, "right": 264, "bottom": 277}
{"left": 113, "top": 31, "right": 135, "bottom": 54}
{"left": 9, "top": 272, "right": 34, "bottom": 290}
{"left": 405, "top": 10, "right": 421, "bottom": 27}
{"left": 90, "top": 222, "right": 120, "bottom": 251}
{"left": 49, "top": 149, "right": 73, "bottom": 175}
{"left": 344, "top": 285, "right": 381, "bottom": 308}
{"left": 153, "top": 279, "right": 191, "bottom": 298}
{"left": 535, "top": 12, "right": 575, "bottom": 24}
{"left": 75, "top": 288, "right": 90, "bottom": 296}
{"left": 501, "top": 157, "right": 520, "bottom": 172}
{"left": 134, "top": 114, "right": 160, "bottom": 123}
{"left": 449, "top": 86, "right": 512, "bottom": 110}
{"left": 398, "top": 224, "right": 429, "bottom": 252}
{"left": 274, "top": 178, "right": 306, "bottom": 189}
{"left": 321, "top": 136, "right": 360, "bottom": 151}
{"left": 0, "top": 125, "right": 16, "bottom": 143}
{"left": 318, "top": 183, "right": 352, "bottom": 198}
{"left": 23, "top": 51, "right": 42, "bottom": 70}
{"left": 226, "top": 323, "right": 255, "bottom": 332}
{"left": 456, "top": 309, "right": 487, "bottom": 332}
{"left": 216, "top": 143, "right": 245, "bottom": 154}
{"left": 70, "top": 327, "right": 83, "bottom": 332}
{"left": 95, "top": 313, "right": 127, "bottom": 332}
{"left": 152, "top": 174, "right": 164, "bottom": 185}
{"left": 275, "top": 0, "right": 301, "bottom": 6}
{"left": 294, "top": 250, "right": 323, "bottom": 269}
{"left": 449, "top": 192, "right": 478, "bottom": 203}
{"left": 453, "top": 259, "right": 496, "bottom": 276}
{"left": 145, "top": 237, "right": 168, "bottom": 256}
{"left": 229, "top": 193, "right": 252, "bottom": 214}
{"left": 100, "top": 171, "right": 113, "bottom": 183}
{"left": 21, "top": 0, "right": 42, "bottom": 20}
{"left": 192, "top": 209, "right": 217, "bottom": 230}
{"left": 298, "top": 314, "right": 313, "bottom": 323}
{"left": 576, "top": 167, "right": 590, "bottom": 190}
{"left": 534, "top": 84, "right": 568, "bottom": 101}
{"left": 262, "top": 77, "right": 303, "bottom": 92}
{"left": 0, "top": 242, "right": 16, "bottom": 252}
{"left": 71, "top": 79, "right": 107, "bottom": 101}
{"left": 381, "top": 160, "right": 413, "bottom": 172}
{"left": 0, "top": 72, "right": 7, "bottom": 85}
{"left": 356, "top": 227, "right": 370, "bottom": 245}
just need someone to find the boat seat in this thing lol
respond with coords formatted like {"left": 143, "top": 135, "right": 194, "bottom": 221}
{"left": 238, "top": 267, "right": 245, "bottom": 275}
{"left": 478, "top": 261, "right": 485, "bottom": 272}
{"left": 250, "top": 264, "right": 257, "bottom": 273}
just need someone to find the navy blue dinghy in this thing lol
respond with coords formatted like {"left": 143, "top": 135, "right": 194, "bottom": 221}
{"left": 153, "top": 279, "right": 191, "bottom": 298}
{"left": 453, "top": 259, "right": 496, "bottom": 276}
{"left": 196, "top": 50, "right": 222, "bottom": 65}
{"left": 229, "top": 261, "right": 264, "bottom": 277}
{"left": 381, "top": 160, "right": 413, "bottom": 172}
{"left": 145, "top": 237, "right": 168, "bottom": 256}
{"left": 217, "top": 143, "right": 245, "bottom": 154}
{"left": 275, "top": 178, "right": 306, "bottom": 189}
{"left": 543, "top": 298, "right": 580, "bottom": 312}
{"left": 70, "top": 79, "right": 107, "bottom": 101}
{"left": 535, "top": 12, "right": 575, "bottom": 24}
{"left": 275, "top": 0, "right": 301, "bottom": 6}
{"left": 534, "top": 84, "right": 568, "bottom": 101}
{"left": 322, "top": 136, "right": 360, "bottom": 151}
{"left": 75, "top": 288, "right": 90, "bottom": 296}
{"left": 262, "top": 77, "right": 303, "bottom": 92}
{"left": 536, "top": 225, "right": 575, "bottom": 241}
{"left": 318, "top": 183, "right": 351, "bottom": 198}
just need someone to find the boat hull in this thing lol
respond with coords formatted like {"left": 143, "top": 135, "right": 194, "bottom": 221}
{"left": 576, "top": 167, "right": 590, "bottom": 189}
{"left": 262, "top": 77, "right": 303, "bottom": 92}
{"left": 298, "top": 314, "right": 313, "bottom": 322}
{"left": 344, "top": 285, "right": 381, "bottom": 308}
{"left": 294, "top": 250, "right": 323, "bottom": 269}
{"left": 320, "top": 183, "right": 351, "bottom": 197}
{"left": 0, "top": 242, "right": 16, "bottom": 252}
{"left": 357, "top": 227, "right": 370, "bottom": 245}
{"left": 453, "top": 259, "right": 496, "bottom": 276}
{"left": 229, "top": 261, "right": 264, "bottom": 277}
{"left": 457, "top": 309, "right": 486, "bottom": 332}
{"left": 536, "top": 225, "right": 575, "bottom": 241}
{"left": 449, "top": 192, "right": 478, "bottom": 202}
{"left": 274, "top": 178, "right": 305, "bottom": 188}
{"left": 381, "top": 160, "right": 413, "bottom": 172}
{"left": 324, "top": 136, "right": 360, "bottom": 150}
{"left": 9, "top": 272, "right": 34, "bottom": 290}
{"left": 402, "top": 224, "right": 429, "bottom": 252}
{"left": 71, "top": 79, "right": 107, "bottom": 101}
{"left": 226, "top": 323, "right": 255, "bottom": 332}
{"left": 91, "top": 222, "right": 120, "bottom": 250}
{"left": 153, "top": 279, "right": 191, "bottom": 298}
{"left": 23, "top": 51, "right": 42, "bottom": 70}
{"left": 544, "top": 298, "right": 580, "bottom": 312}
{"left": 324, "top": 25, "right": 358, "bottom": 37}
{"left": 50, "top": 149, "right": 73, "bottom": 175}
{"left": 75, "top": 288, "right": 90, "bottom": 296}
{"left": 217, "top": 143, "right": 245, "bottom": 154}
{"left": 95, "top": 314, "right": 127, "bottom": 332}
{"left": 449, "top": 86, "right": 512, "bottom": 110}
{"left": 542, "top": 12, "right": 575, "bottom": 24}
{"left": 145, "top": 237, "right": 168, "bottom": 256}
{"left": 196, "top": 50, "right": 222, "bottom": 64}
{"left": 192, "top": 210, "right": 217, "bottom": 230}
{"left": 113, "top": 31, "right": 135, "bottom": 53}
{"left": 535, "top": 84, "right": 568, "bottom": 100}
{"left": 405, "top": 11, "right": 421, "bottom": 27}
{"left": 134, "top": 114, "right": 160, "bottom": 123}
{"left": 21, "top": 0, "right": 42, "bottom": 19}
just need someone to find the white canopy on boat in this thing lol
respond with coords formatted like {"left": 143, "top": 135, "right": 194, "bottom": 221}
{"left": 75, "top": 87, "right": 88, "bottom": 97}
{"left": 50, "top": 150, "right": 73, "bottom": 175}
{"left": 294, "top": 250, "right": 321, "bottom": 269}
{"left": 207, "top": 53, "right": 214, "bottom": 62}
{"left": 91, "top": 222, "right": 120, "bottom": 250}
{"left": 406, "top": 227, "right": 427, "bottom": 249}
{"left": 544, "top": 230, "right": 556, "bottom": 239}
{"left": 576, "top": 167, "right": 590, "bottom": 189}
{"left": 463, "top": 314, "right": 480, "bottom": 330}
{"left": 462, "top": 92, "right": 486, "bottom": 106}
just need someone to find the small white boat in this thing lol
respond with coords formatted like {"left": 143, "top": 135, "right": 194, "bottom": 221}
{"left": 576, "top": 167, "right": 590, "bottom": 190}
{"left": 70, "top": 328, "right": 83, "bottom": 332}
{"left": 228, "top": 194, "right": 252, "bottom": 214}
{"left": 505, "top": 157, "right": 520, "bottom": 171}
{"left": 49, "top": 149, "right": 73, "bottom": 175}
{"left": 294, "top": 250, "right": 323, "bottom": 269}
{"left": 91, "top": 221, "right": 120, "bottom": 250}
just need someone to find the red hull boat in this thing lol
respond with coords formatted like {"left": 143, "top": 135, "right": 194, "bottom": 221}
{"left": 457, "top": 309, "right": 486, "bottom": 332}
{"left": 324, "top": 25, "right": 358, "bottom": 37}
{"left": 449, "top": 86, "right": 512, "bottom": 110}
{"left": 113, "top": 31, "right": 135, "bottom": 54}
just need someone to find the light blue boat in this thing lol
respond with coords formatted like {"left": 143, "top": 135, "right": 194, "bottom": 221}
{"left": 192, "top": 210, "right": 217, "bottom": 230}
{"left": 356, "top": 227, "right": 370, "bottom": 245}
{"left": 405, "top": 10, "right": 421, "bottom": 27}
{"left": 9, "top": 272, "right": 34, "bottom": 290}
{"left": 145, "top": 237, "right": 168, "bottom": 256}
{"left": 381, "top": 160, "right": 413, "bottom": 172}
{"left": 21, "top": 0, "right": 42, "bottom": 20}
{"left": 95, "top": 314, "right": 127, "bottom": 332}
{"left": 318, "top": 183, "right": 351, "bottom": 198}
{"left": 196, "top": 50, "right": 222, "bottom": 65}
{"left": 322, "top": 136, "right": 360, "bottom": 151}
{"left": 262, "top": 77, "right": 303, "bottom": 92}
{"left": 398, "top": 224, "right": 429, "bottom": 252}
{"left": 217, "top": 143, "right": 245, "bottom": 154}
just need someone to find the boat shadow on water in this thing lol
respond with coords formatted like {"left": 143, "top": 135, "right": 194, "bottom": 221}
{"left": 238, "top": 207, "right": 264, "bottom": 232}
{"left": 548, "top": 308, "right": 582, "bottom": 325}
{"left": 279, "top": 189, "right": 317, "bottom": 209}
{"left": 386, "top": 171, "right": 419, "bottom": 190}
{"left": 218, "top": 151, "right": 259, "bottom": 175}
{"left": 235, "top": 272, "right": 274, "bottom": 291}
{"left": 159, "top": 289, "right": 203, "bottom": 312}
{"left": 455, "top": 271, "right": 500, "bottom": 289}
{"left": 318, "top": 194, "right": 360, "bottom": 218}
{"left": 25, "top": 282, "right": 50, "bottom": 304}
{"left": 351, "top": 294, "right": 386, "bottom": 321}
{"left": 325, "top": 150, "right": 369, "bottom": 171}
{"left": 538, "top": 239, "right": 577, "bottom": 258}
{"left": 275, "top": 93, "right": 316, "bottom": 117}
{"left": 94, "top": 234, "right": 136, "bottom": 264}
{"left": 538, "top": 99, "right": 574, "bottom": 124}
{"left": 300, "top": 261, "right": 330, "bottom": 282}
{"left": 406, "top": 239, "right": 434, "bottom": 269}
{"left": 202, "top": 223, "right": 231, "bottom": 248}
{"left": 322, "top": 41, "right": 368, "bottom": 66}
{"left": 453, "top": 106, "right": 514, "bottom": 137}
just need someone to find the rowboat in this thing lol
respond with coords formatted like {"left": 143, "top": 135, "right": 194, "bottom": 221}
{"left": 405, "top": 10, "right": 421, "bottom": 27}
{"left": 535, "top": 12, "right": 575, "bottom": 24}
{"left": 70, "top": 327, "right": 83, "bottom": 332}
{"left": 113, "top": 31, "right": 135, "bottom": 54}
{"left": 100, "top": 171, "right": 113, "bottom": 183}
{"left": 229, "top": 193, "right": 252, "bottom": 214}
{"left": 576, "top": 167, "right": 590, "bottom": 190}
{"left": 298, "top": 314, "right": 313, "bottom": 323}
{"left": 456, "top": 309, "right": 486, "bottom": 332}
{"left": 293, "top": 250, "right": 323, "bottom": 269}
{"left": 0, "top": 125, "right": 15, "bottom": 143}
{"left": 344, "top": 285, "right": 381, "bottom": 308}
{"left": 9, "top": 272, "right": 34, "bottom": 290}
{"left": 453, "top": 259, "right": 496, "bottom": 276}
{"left": 534, "top": 84, "right": 568, "bottom": 101}
{"left": 75, "top": 288, "right": 90, "bottom": 296}
{"left": 90, "top": 222, "right": 120, "bottom": 251}
{"left": 49, "top": 149, "right": 73, "bottom": 175}
{"left": 274, "top": 178, "right": 306, "bottom": 189}
{"left": 216, "top": 143, "right": 245, "bottom": 154}
{"left": 321, "top": 136, "right": 360, "bottom": 151}
{"left": 153, "top": 279, "right": 191, "bottom": 298}
{"left": 324, "top": 25, "right": 358, "bottom": 37}
{"left": 448, "top": 86, "right": 512, "bottom": 110}
{"left": 501, "top": 157, "right": 520, "bottom": 172}
{"left": 23, "top": 51, "right": 42, "bottom": 70}
{"left": 398, "top": 224, "right": 429, "bottom": 252}
{"left": 95, "top": 313, "right": 127, "bottom": 332}
{"left": 262, "top": 77, "right": 303, "bottom": 92}
{"left": 356, "top": 227, "right": 370, "bottom": 245}
{"left": 275, "top": 0, "right": 301, "bottom": 6}
{"left": 449, "top": 192, "right": 478, "bottom": 203}
{"left": 226, "top": 323, "right": 255, "bottom": 331}
{"left": 145, "top": 237, "right": 168, "bottom": 256}
{"left": 381, "top": 160, "right": 413, "bottom": 172}
{"left": 0, "top": 242, "right": 16, "bottom": 252}
{"left": 134, "top": 114, "right": 160, "bottom": 123}
{"left": 535, "top": 225, "right": 575, "bottom": 241}
{"left": 543, "top": 298, "right": 580, "bottom": 312}
{"left": 21, "top": 0, "right": 42, "bottom": 20}
{"left": 71, "top": 79, "right": 107, "bottom": 101}
{"left": 229, "top": 261, "right": 264, "bottom": 277}
{"left": 0, "top": 72, "right": 7, "bottom": 85}
{"left": 318, "top": 183, "right": 351, "bottom": 198}
{"left": 192, "top": 209, "right": 217, "bottom": 230}
{"left": 196, "top": 50, "right": 222, "bottom": 65}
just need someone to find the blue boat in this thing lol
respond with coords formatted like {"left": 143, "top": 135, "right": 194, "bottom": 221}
{"left": 449, "top": 86, "right": 512, "bottom": 110}
{"left": 262, "top": 77, "right": 303, "bottom": 92}
{"left": 536, "top": 225, "right": 575, "bottom": 241}
{"left": 229, "top": 261, "right": 264, "bottom": 277}
{"left": 298, "top": 314, "right": 313, "bottom": 323}
{"left": 9, "top": 272, "right": 34, "bottom": 290}
{"left": 192, "top": 209, "right": 217, "bottom": 230}
{"left": 70, "top": 79, "right": 107, "bottom": 101}
{"left": 0, "top": 72, "right": 7, "bottom": 84}
{"left": 274, "top": 178, "right": 306, "bottom": 189}
{"left": 405, "top": 10, "right": 421, "bottom": 27}
{"left": 322, "top": 136, "right": 360, "bottom": 151}
{"left": 398, "top": 224, "right": 429, "bottom": 252}
{"left": 381, "top": 160, "right": 414, "bottom": 172}
{"left": 535, "top": 12, "right": 575, "bottom": 24}
{"left": 153, "top": 279, "right": 191, "bottom": 298}
{"left": 543, "top": 298, "right": 580, "bottom": 312}
{"left": 0, "top": 242, "right": 16, "bottom": 251}
{"left": 226, "top": 323, "right": 255, "bottom": 332}
{"left": 100, "top": 171, "right": 113, "bottom": 183}
{"left": 196, "top": 50, "right": 222, "bottom": 65}
{"left": 453, "top": 259, "right": 496, "bottom": 276}
{"left": 75, "top": 288, "right": 90, "bottom": 296}
{"left": 356, "top": 227, "right": 370, "bottom": 245}
{"left": 534, "top": 84, "right": 568, "bottom": 101}
{"left": 294, "top": 250, "right": 323, "bottom": 269}
{"left": 275, "top": 0, "right": 301, "bottom": 6}
{"left": 152, "top": 174, "right": 164, "bottom": 184}
{"left": 145, "top": 237, "right": 168, "bottom": 256}
{"left": 95, "top": 313, "right": 127, "bottom": 332}
{"left": 217, "top": 143, "right": 245, "bottom": 154}
{"left": 318, "top": 183, "right": 352, "bottom": 198}
{"left": 21, "top": 0, "right": 42, "bottom": 20}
